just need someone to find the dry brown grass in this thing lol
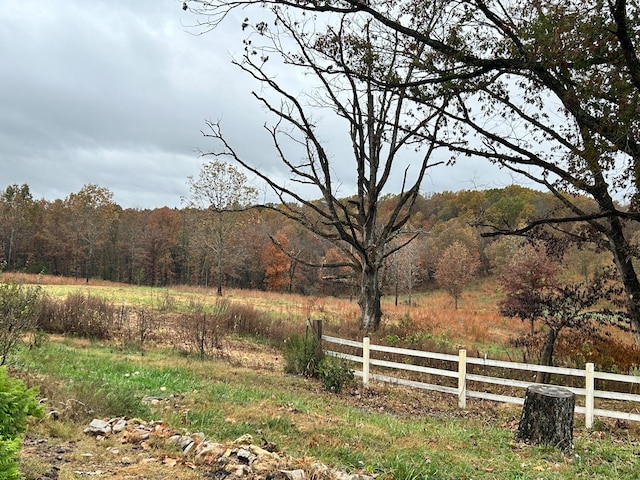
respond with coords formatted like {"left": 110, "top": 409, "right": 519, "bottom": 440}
{"left": 1, "top": 272, "right": 128, "bottom": 287}
{"left": 7, "top": 273, "right": 639, "bottom": 366}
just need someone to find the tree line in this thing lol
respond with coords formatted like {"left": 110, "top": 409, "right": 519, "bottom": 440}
{"left": 0, "top": 181, "right": 620, "bottom": 298}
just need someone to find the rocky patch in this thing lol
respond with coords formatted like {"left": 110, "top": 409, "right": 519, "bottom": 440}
{"left": 82, "top": 416, "right": 375, "bottom": 480}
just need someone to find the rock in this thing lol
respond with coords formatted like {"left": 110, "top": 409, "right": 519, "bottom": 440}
{"left": 47, "top": 410, "right": 61, "bottom": 420}
{"left": 111, "top": 418, "right": 127, "bottom": 433}
{"left": 248, "top": 444, "right": 276, "bottom": 457}
{"left": 177, "top": 436, "right": 193, "bottom": 449}
{"left": 232, "top": 433, "right": 253, "bottom": 446}
{"left": 85, "top": 419, "right": 111, "bottom": 435}
{"left": 183, "top": 441, "right": 195, "bottom": 453}
{"left": 281, "top": 469, "right": 306, "bottom": 480}
{"left": 34, "top": 466, "right": 60, "bottom": 480}
{"left": 80, "top": 418, "right": 372, "bottom": 480}
{"left": 194, "top": 442, "right": 225, "bottom": 464}
{"left": 234, "top": 464, "right": 249, "bottom": 476}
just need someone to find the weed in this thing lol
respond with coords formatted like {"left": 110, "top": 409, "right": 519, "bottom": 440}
{"left": 318, "top": 356, "right": 354, "bottom": 393}
{"left": 37, "top": 293, "right": 116, "bottom": 340}
{"left": 283, "top": 332, "right": 323, "bottom": 377}
{"left": 0, "top": 367, "right": 43, "bottom": 480}
{"left": 0, "top": 282, "right": 43, "bottom": 364}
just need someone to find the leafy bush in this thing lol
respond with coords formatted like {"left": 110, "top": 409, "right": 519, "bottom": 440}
{"left": 0, "top": 282, "right": 43, "bottom": 365}
{"left": 318, "top": 356, "right": 354, "bottom": 393}
{"left": 283, "top": 332, "right": 323, "bottom": 377}
{"left": 0, "top": 367, "right": 43, "bottom": 480}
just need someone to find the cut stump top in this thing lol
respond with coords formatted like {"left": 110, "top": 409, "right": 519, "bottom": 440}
{"left": 526, "top": 384, "right": 574, "bottom": 398}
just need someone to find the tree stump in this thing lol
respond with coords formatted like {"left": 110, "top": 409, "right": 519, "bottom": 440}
{"left": 516, "top": 384, "right": 575, "bottom": 450}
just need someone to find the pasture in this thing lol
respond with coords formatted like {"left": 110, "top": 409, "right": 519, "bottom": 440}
{"left": 5, "top": 274, "right": 640, "bottom": 479}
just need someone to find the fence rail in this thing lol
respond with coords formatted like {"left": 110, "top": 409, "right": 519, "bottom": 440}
{"left": 322, "top": 334, "right": 640, "bottom": 428}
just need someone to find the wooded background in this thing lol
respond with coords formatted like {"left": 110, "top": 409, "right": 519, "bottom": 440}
{"left": 0, "top": 182, "right": 616, "bottom": 295}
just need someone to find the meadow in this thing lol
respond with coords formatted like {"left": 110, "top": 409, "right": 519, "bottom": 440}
{"left": 6, "top": 273, "right": 640, "bottom": 479}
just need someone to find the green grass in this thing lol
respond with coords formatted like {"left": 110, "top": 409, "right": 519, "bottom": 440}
{"left": 39, "top": 284, "right": 195, "bottom": 311}
{"left": 14, "top": 339, "right": 640, "bottom": 479}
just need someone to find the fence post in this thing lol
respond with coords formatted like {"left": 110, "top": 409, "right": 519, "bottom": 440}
{"left": 312, "top": 319, "right": 323, "bottom": 340}
{"left": 585, "top": 362, "right": 595, "bottom": 429}
{"left": 458, "top": 349, "right": 467, "bottom": 409}
{"left": 362, "top": 337, "right": 370, "bottom": 389}
{"left": 310, "top": 319, "right": 323, "bottom": 361}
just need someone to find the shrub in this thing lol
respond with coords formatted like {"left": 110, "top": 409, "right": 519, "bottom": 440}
{"left": 318, "top": 356, "right": 354, "bottom": 393}
{"left": 283, "top": 331, "right": 323, "bottom": 377}
{"left": 37, "top": 293, "right": 116, "bottom": 339}
{"left": 0, "top": 282, "right": 43, "bottom": 365}
{"left": 0, "top": 367, "right": 43, "bottom": 480}
{"left": 176, "top": 300, "right": 226, "bottom": 359}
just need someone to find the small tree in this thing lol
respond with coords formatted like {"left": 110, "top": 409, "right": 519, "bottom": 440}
{"left": 177, "top": 300, "right": 226, "bottom": 359}
{"left": 499, "top": 243, "right": 620, "bottom": 382}
{"left": 434, "top": 241, "right": 480, "bottom": 309}
{"left": 185, "top": 160, "right": 258, "bottom": 296}
{"left": 386, "top": 238, "right": 424, "bottom": 306}
{"left": 498, "top": 243, "right": 560, "bottom": 336}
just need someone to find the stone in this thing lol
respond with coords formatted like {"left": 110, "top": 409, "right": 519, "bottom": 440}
{"left": 232, "top": 433, "right": 253, "bottom": 446}
{"left": 236, "top": 447, "right": 256, "bottom": 464}
{"left": 111, "top": 418, "right": 127, "bottom": 433}
{"left": 177, "top": 436, "right": 193, "bottom": 449}
{"left": 47, "top": 410, "right": 61, "bottom": 420}
{"left": 281, "top": 469, "right": 306, "bottom": 480}
{"left": 194, "top": 442, "right": 226, "bottom": 464}
{"left": 86, "top": 419, "right": 111, "bottom": 435}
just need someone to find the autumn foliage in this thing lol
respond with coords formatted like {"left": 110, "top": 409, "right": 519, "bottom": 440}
{"left": 434, "top": 241, "right": 480, "bottom": 309}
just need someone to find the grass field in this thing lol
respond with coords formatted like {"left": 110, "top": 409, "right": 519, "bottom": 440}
{"left": 4, "top": 273, "right": 640, "bottom": 478}
{"left": 15, "top": 337, "right": 640, "bottom": 479}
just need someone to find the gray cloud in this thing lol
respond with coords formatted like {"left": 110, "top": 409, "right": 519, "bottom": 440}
{"left": 0, "top": 0, "right": 517, "bottom": 209}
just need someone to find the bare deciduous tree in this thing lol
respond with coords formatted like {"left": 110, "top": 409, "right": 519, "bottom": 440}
{"left": 183, "top": 0, "right": 640, "bottom": 339}
{"left": 195, "top": 11, "right": 447, "bottom": 330}
{"left": 185, "top": 160, "right": 258, "bottom": 296}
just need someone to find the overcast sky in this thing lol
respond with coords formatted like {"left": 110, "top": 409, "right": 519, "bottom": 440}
{"left": 1, "top": 0, "right": 521, "bottom": 209}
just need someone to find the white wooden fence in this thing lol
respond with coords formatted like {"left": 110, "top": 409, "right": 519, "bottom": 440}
{"left": 322, "top": 335, "right": 640, "bottom": 428}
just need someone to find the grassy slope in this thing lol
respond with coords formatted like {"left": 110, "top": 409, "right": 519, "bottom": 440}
{"left": 16, "top": 337, "right": 640, "bottom": 480}
{"left": 6, "top": 274, "right": 640, "bottom": 478}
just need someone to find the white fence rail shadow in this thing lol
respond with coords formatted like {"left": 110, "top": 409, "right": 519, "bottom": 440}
{"left": 322, "top": 335, "right": 640, "bottom": 428}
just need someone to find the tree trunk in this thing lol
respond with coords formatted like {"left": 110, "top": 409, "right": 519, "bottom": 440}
{"left": 358, "top": 264, "right": 382, "bottom": 331}
{"left": 216, "top": 252, "right": 223, "bottom": 296}
{"left": 394, "top": 279, "right": 398, "bottom": 307}
{"left": 216, "top": 212, "right": 224, "bottom": 297}
{"left": 605, "top": 215, "right": 640, "bottom": 341}
{"left": 516, "top": 384, "right": 575, "bottom": 451}
{"left": 536, "top": 327, "right": 559, "bottom": 384}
